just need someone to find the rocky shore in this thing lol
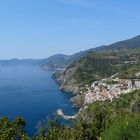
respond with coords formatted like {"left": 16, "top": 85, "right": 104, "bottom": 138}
{"left": 53, "top": 70, "right": 84, "bottom": 108}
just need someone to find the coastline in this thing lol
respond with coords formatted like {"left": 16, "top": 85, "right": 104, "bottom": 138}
{"left": 50, "top": 69, "right": 83, "bottom": 119}
{"left": 53, "top": 75, "right": 84, "bottom": 108}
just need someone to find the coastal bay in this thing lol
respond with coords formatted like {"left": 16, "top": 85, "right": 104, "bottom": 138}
{"left": 0, "top": 65, "right": 77, "bottom": 136}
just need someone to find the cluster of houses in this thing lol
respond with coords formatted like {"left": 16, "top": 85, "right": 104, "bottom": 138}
{"left": 84, "top": 74, "right": 140, "bottom": 105}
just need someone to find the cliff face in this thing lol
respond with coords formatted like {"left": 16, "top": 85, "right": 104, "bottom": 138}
{"left": 53, "top": 63, "right": 86, "bottom": 108}
{"left": 54, "top": 64, "right": 81, "bottom": 94}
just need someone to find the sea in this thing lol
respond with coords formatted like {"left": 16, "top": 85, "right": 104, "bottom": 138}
{"left": 0, "top": 65, "right": 77, "bottom": 136}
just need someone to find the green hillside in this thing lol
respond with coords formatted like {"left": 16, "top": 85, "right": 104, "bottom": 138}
{"left": 55, "top": 48, "right": 140, "bottom": 95}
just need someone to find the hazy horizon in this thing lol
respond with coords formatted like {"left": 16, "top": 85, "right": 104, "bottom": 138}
{"left": 0, "top": 34, "right": 138, "bottom": 60}
{"left": 0, "top": 0, "right": 140, "bottom": 59}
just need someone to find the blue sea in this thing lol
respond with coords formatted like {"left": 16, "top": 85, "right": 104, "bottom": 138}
{"left": 0, "top": 66, "right": 77, "bottom": 136}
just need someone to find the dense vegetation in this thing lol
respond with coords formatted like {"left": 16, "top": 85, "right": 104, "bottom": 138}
{"left": 118, "top": 63, "right": 140, "bottom": 79}
{"left": 0, "top": 116, "right": 29, "bottom": 140}
{"left": 1, "top": 89, "right": 140, "bottom": 140}
{"left": 72, "top": 52, "right": 124, "bottom": 85}
{"left": 102, "top": 115, "right": 140, "bottom": 140}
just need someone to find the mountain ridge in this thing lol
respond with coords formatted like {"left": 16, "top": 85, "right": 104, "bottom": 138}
{"left": 0, "top": 35, "right": 140, "bottom": 67}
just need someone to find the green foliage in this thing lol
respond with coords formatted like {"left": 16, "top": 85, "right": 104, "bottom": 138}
{"left": 118, "top": 63, "right": 140, "bottom": 79}
{"left": 74, "top": 102, "right": 113, "bottom": 140}
{"left": 0, "top": 116, "right": 29, "bottom": 140}
{"left": 74, "top": 52, "right": 122, "bottom": 85}
{"left": 102, "top": 115, "right": 140, "bottom": 140}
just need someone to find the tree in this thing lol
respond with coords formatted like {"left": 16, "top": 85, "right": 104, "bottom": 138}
{"left": 0, "top": 116, "right": 29, "bottom": 140}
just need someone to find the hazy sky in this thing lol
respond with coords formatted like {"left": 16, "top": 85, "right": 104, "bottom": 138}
{"left": 0, "top": 0, "right": 140, "bottom": 59}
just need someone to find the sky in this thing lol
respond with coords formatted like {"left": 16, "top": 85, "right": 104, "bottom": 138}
{"left": 0, "top": 0, "right": 140, "bottom": 59}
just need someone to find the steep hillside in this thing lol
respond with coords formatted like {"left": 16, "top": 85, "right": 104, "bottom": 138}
{"left": 55, "top": 48, "right": 140, "bottom": 96}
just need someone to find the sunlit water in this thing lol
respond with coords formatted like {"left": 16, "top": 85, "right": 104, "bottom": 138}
{"left": 0, "top": 66, "right": 77, "bottom": 136}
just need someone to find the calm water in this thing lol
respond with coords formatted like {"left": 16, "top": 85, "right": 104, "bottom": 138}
{"left": 0, "top": 66, "right": 77, "bottom": 136}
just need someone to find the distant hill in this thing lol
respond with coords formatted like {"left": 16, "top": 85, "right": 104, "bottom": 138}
{"left": 40, "top": 54, "right": 70, "bottom": 66}
{"left": 41, "top": 46, "right": 105, "bottom": 67}
{"left": 0, "top": 58, "right": 41, "bottom": 66}
{"left": 0, "top": 49, "right": 96, "bottom": 67}
{"left": 0, "top": 35, "right": 140, "bottom": 67}
{"left": 95, "top": 35, "right": 140, "bottom": 51}
{"left": 42, "top": 35, "right": 140, "bottom": 67}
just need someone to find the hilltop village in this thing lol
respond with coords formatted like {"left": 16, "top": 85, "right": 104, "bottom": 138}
{"left": 84, "top": 72, "right": 140, "bottom": 105}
